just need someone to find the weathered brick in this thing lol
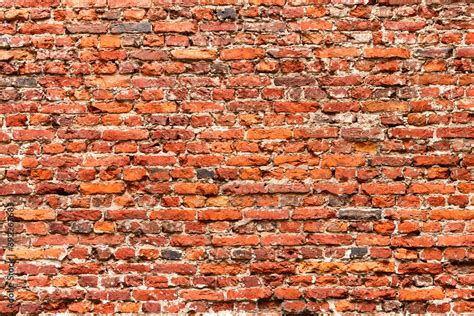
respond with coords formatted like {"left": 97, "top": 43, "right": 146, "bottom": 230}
{"left": 305, "top": 288, "right": 348, "bottom": 299}
{"left": 171, "top": 49, "right": 216, "bottom": 60}
{"left": 384, "top": 20, "right": 426, "bottom": 31}
{"left": 314, "top": 47, "right": 360, "bottom": 58}
{"left": 13, "top": 130, "right": 54, "bottom": 141}
{"left": 80, "top": 182, "right": 125, "bottom": 195}
{"left": 247, "top": 128, "right": 292, "bottom": 139}
{"left": 174, "top": 183, "right": 218, "bottom": 195}
{"left": 198, "top": 209, "right": 241, "bottom": 221}
{"left": 66, "top": 23, "right": 107, "bottom": 34}
{"left": 456, "top": 48, "right": 474, "bottom": 58}
{"left": 274, "top": 101, "right": 318, "bottom": 113}
{"left": 64, "top": 0, "right": 106, "bottom": 7}
{"left": 338, "top": 209, "right": 381, "bottom": 220}
{"left": 220, "top": 48, "right": 265, "bottom": 60}
{"left": 135, "top": 102, "right": 177, "bottom": 113}
{"left": 181, "top": 290, "right": 224, "bottom": 301}
{"left": 364, "top": 48, "right": 410, "bottom": 59}
{"left": 102, "top": 130, "right": 149, "bottom": 141}
{"left": 361, "top": 183, "right": 406, "bottom": 195}
{"left": 13, "top": 209, "right": 55, "bottom": 221}
{"left": 89, "top": 102, "right": 133, "bottom": 113}
{"left": 110, "top": 23, "right": 152, "bottom": 33}
{"left": 108, "top": 0, "right": 151, "bottom": 7}
{"left": 399, "top": 288, "right": 444, "bottom": 301}
{"left": 227, "top": 288, "right": 272, "bottom": 300}
{"left": 322, "top": 155, "right": 365, "bottom": 167}
{"left": 153, "top": 21, "right": 197, "bottom": 33}
{"left": 0, "top": 50, "right": 34, "bottom": 61}
{"left": 289, "top": 20, "right": 333, "bottom": 31}
{"left": 99, "top": 35, "right": 121, "bottom": 48}
{"left": 20, "top": 23, "right": 64, "bottom": 34}
{"left": 362, "top": 101, "right": 409, "bottom": 112}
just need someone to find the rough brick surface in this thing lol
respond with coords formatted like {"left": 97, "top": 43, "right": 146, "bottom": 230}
{"left": 0, "top": 0, "right": 473, "bottom": 314}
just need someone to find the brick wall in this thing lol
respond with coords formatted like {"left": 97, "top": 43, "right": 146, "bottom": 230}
{"left": 1, "top": 0, "right": 473, "bottom": 313}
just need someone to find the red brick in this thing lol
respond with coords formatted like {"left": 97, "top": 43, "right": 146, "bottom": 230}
{"left": 212, "top": 235, "right": 259, "bottom": 246}
{"left": 247, "top": 128, "right": 292, "bottom": 140}
{"left": 244, "top": 209, "right": 289, "bottom": 220}
{"left": 409, "top": 183, "right": 455, "bottom": 194}
{"left": 389, "top": 128, "right": 434, "bottom": 139}
{"left": 200, "top": 264, "right": 244, "bottom": 275}
{"left": 294, "top": 128, "right": 337, "bottom": 140}
{"left": 414, "top": 155, "right": 459, "bottom": 166}
{"left": 437, "top": 235, "right": 474, "bottom": 247}
{"left": 289, "top": 20, "right": 333, "bottom": 31}
{"left": 132, "top": 290, "right": 177, "bottom": 301}
{"left": 274, "top": 101, "right": 318, "bottom": 113}
{"left": 89, "top": 102, "right": 133, "bottom": 113}
{"left": 102, "top": 130, "right": 149, "bottom": 141}
{"left": 181, "top": 290, "right": 224, "bottom": 301}
{"left": 0, "top": 50, "right": 34, "bottom": 61}
{"left": 292, "top": 208, "right": 336, "bottom": 219}
{"left": 227, "top": 288, "right": 272, "bottom": 300}
{"left": 34, "top": 235, "right": 78, "bottom": 246}
{"left": 305, "top": 288, "right": 348, "bottom": 299}
{"left": 227, "top": 155, "right": 269, "bottom": 166}
{"left": 150, "top": 209, "right": 195, "bottom": 220}
{"left": 155, "top": 263, "right": 196, "bottom": 274}
{"left": 99, "top": 35, "right": 121, "bottom": 48}
{"left": 171, "top": 49, "right": 216, "bottom": 60}
{"left": 174, "top": 183, "right": 218, "bottom": 195}
{"left": 80, "top": 182, "right": 125, "bottom": 195}
{"left": 322, "top": 155, "right": 365, "bottom": 167}
{"left": 362, "top": 101, "right": 409, "bottom": 112}
{"left": 275, "top": 287, "right": 301, "bottom": 300}
{"left": 13, "top": 130, "right": 54, "bottom": 141}
{"left": 198, "top": 209, "right": 242, "bottom": 221}
{"left": 308, "top": 234, "right": 352, "bottom": 245}
{"left": 123, "top": 168, "right": 146, "bottom": 181}
{"left": 399, "top": 288, "right": 444, "bottom": 301}
{"left": 398, "top": 263, "right": 443, "bottom": 274}
{"left": 64, "top": 0, "right": 106, "bottom": 7}
{"left": 384, "top": 20, "right": 426, "bottom": 31}
{"left": 108, "top": 0, "right": 151, "bottom": 7}
{"left": 313, "top": 183, "right": 358, "bottom": 194}
{"left": 415, "top": 74, "right": 456, "bottom": 85}
{"left": 364, "top": 48, "right": 410, "bottom": 59}
{"left": 182, "top": 102, "right": 223, "bottom": 112}
{"left": 19, "top": 23, "right": 64, "bottom": 34}
{"left": 392, "top": 236, "right": 435, "bottom": 248}
{"left": 322, "top": 101, "right": 359, "bottom": 112}
{"left": 436, "top": 128, "right": 474, "bottom": 138}
{"left": 135, "top": 102, "right": 176, "bottom": 113}
{"left": 12, "top": 0, "right": 60, "bottom": 6}
{"left": 456, "top": 48, "right": 474, "bottom": 58}
{"left": 134, "top": 155, "right": 177, "bottom": 166}
{"left": 0, "top": 184, "right": 30, "bottom": 198}
{"left": 459, "top": 183, "right": 474, "bottom": 193}
{"left": 220, "top": 48, "right": 265, "bottom": 60}
{"left": 431, "top": 209, "right": 474, "bottom": 221}
{"left": 361, "top": 183, "right": 406, "bottom": 195}
{"left": 227, "top": 75, "right": 271, "bottom": 87}
{"left": 314, "top": 47, "right": 360, "bottom": 58}
{"left": 13, "top": 209, "right": 55, "bottom": 221}
{"left": 153, "top": 21, "right": 197, "bottom": 33}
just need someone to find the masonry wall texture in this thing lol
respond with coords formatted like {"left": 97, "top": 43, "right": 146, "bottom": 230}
{"left": 0, "top": 0, "right": 473, "bottom": 314}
